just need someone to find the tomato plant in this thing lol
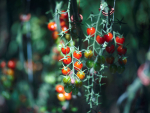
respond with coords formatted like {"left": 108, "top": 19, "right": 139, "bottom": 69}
{"left": 87, "top": 27, "right": 96, "bottom": 37}
{"left": 63, "top": 56, "right": 72, "bottom": 64}
{"left": 75, "top": 80, "right": 82, "bottom": 88}
{"left": 62, "top": 66, "right": 71, "bottom": 75}
{"left": 47, "top": 22, "right": 57, "bottom": 31}
{"left": 74, "top": 61, "right": 83, "bottom": 71}
{"left": 63, "top": 76, "right": 71, "bottom": 84}
{"left": 96, "top": 35, "right": 105, "bottom": 44}
{"left": 86, "top": 60, "right": 94, "bottom": 68}
{"left": 76, "top": 71, "right": 85, "bottom": 80}
{"left": 97, "top": 56, "right": 105, "bottom": 64}
{"left": 64, "top": 84, "right": 72, "bottom": 93}
{"left": 61, "top": 46, "right": 70, "bottom": 55}
{"left": 84, "top": 50, "right": 93, "bottom": 58}
{"left": 117, "top": 46, "right": 127, "bottom": 55}
{"left": 94, "top": 63, "right": 101, "bottom": 71}
{"left": 55, "top": 85, "right": 64, "bottom": 93}
{"left": 115, "top": 36, "right": 125, "bottom": 46}
{"left": 106, "top": 44, "right": 115, "bottom": 54}
{"left": 104, "top": 32, "right": 113, "bottom": 42}
{"left": 73, "top": 51, "right": 82, "bottom": 60}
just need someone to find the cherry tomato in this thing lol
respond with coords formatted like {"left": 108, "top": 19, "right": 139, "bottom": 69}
{"left": 75, "top": 80, "right": 82, "bottom": 88}
{"left": 115, "top": 36, "right": 125, "bottom": 46}
{"left": 106, "top": 56, "right": 114, "bottom": 64}
{"left": 62, "top": 66, "right": 71, "bottom": 75}
{"left": 73, "top": 51, "right": 82, "bottom": 60}
{"left": 63, "top": 56, "right": 72, "bottom": 64}
{"left": 97, "top": 56, "right": 105, "bottom": 64}
{"left": 87, "top": 27, "right": 96, "bottom": 37}
{"left": 7, "top": 60, "right": 16, "bottom": 69}
{"left": 57, "top": 55, "right": 63, "bottom": 61}
{"left": 94, "top": 63, "right": 101, "bottom": 71}
{"left": 61, "top": 46, "right": 70, "bottom": 55}
{"left": 60, "top": 18, "right": 66, "bottom": 27}
{"left": 74, "top": 61, "right": 83, "bottom": 71}
{"left": 63, "top": 91, "right": 72, "bottom": 100}
{"left": 84, "top": 50, "right": 93, "bottom": 58}
{"left": 72, "top": 86, "right": 79, "bottom": 95}
{"left": 86, "top": 60, "right": 94, "bottom": 68}
{"left": 60, "top": 10, "right": 68, "bottom": 19}
{"left": 109, "top": 64, "right": 117, "bottom": 74}
{"left": 106, "top": 44, "right": 115, "bottom": 54}
{"left": 65, "top": 34, "right": 70, "bottom": 41}
{"left": 104, "top": 32, "right": 113, "bottom": 42}
{"left": 117, "top": 46, "right": 127, "bottom": 55}
{"left": 64, "top": 84, "right": 72, "bottom": 93}
{"left": 52, "top": 31, "right": 59, "bottom": 40}
{"left": 57, "top": 93, "right": 65, "bottom": 101}
{"left": 77, "top": 71, "right": 85, "bottom": 80}
{"left": 62, "top": 25, "right": 69, "bottom": 33}
{"left": 63, "top": 76, "right": 71, "bottom": 84}
{"left": 0, "top": 61, "right": 6, "bottom": 68}
{"left": 117, "top": 65, "right": 125, "bottom": 74}
{"left": 118, "top": 57, "right": 127, "bottom": 65}
{"left": 47, "top": 22, "right": 57, "bottom": 31}
{"left": 55, "top": 85, "right": 64, "bottom": 93}
{"left": 7, "top": 69, "right": 14, "bottom": 76}
{"left": 96, "top": 35, "right": 105, "bottom": 44}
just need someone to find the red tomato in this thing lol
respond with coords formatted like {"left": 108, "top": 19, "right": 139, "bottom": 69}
{"left": 61, "top": 46, "right": 70, "bottom": 55}
{"left": 57, "top": 55, "right": 63, "bottom": 61}
{"left": 60, "top": 10, "right": 68, "bottom": 19}
{"left": 62, "top": 66, "right": 71, "bottom": 75}
{"left": 104, "top": 32, "right": 113, "bottom": 42}
{"left": 106, "top": 56, "right": 114, "bottom": 64}
{"left": 117, "top": 46, "right": 127, "bottom": 55}
{"left": 87, "top": 27, "right": 96, "bottom": 37}
{"left": 63, "top": 91, "right": 72, "bottom": 100}
{"left": 47, "top": 22, "right": 57, "bottom": 31}
{"left": 7, "top": 60, "right": 16, "bottom": 69}
{"left": 106, "top": 44, "right": 115, "bottom": 54}
{"left": 60, "top": 19, "right": 66, "bottom": 27}
{"left": 96, "top": 35, "right": 105, "bottom": 44}
{"left": 52, "top": 31, "right": 59, "bottom": 40}
{"left": 73, "top": 51, "right": 82, "bottom": 59}
{"left": 62, "top": 25, "right": 69, "bottom": 33}
{"left": 0, "top": 61, "right": 6, "bottom": 68}
{"left": 63, "top": 56, "right": 72, "bottom": 64}
{"left": 115, "top": 36, "right": 125, "bottom": 46}
{"left": 74, "top": 61, "right": 83, "bottom": 71}
{"left": 55, "top": 85, "right": 64, "bottom": 93}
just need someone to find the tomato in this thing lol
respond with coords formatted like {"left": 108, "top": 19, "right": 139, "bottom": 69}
{"left": 87, "top": 27, "right": 96, "bottom": 37}
{"left": 55, "top": 85, "right": 64, "bottom": 93}
{"left": 60, "top": 10, "right": 68, "bottom": 19}
{"left": 65, "top": 34, "right": 70, "bottom": 41}
{"left": 106, "top": 56, "right": 114, "bottom": 64}
{"left": 104, "top": 32, "right": 113, "bottom": 42}
{"left": 117, "top": 65, "right": 125, "bottom": 74}
{"left": 63, "top": 56, "right": 72, "bottom": 64}
{"left": 57, "top": 55, "right": 63, "bottom": 61}
{"left": 75, "top": 80, "right": 82, "bottom": 88}
{"left": 117, "top": 46, "right": 127, "bottom": 55}
{"left": 106, "top": 44, "right": 115, "bottom": 54}
{"left": 60, "top": 18, "right": 66, "bottom": 27}
{"left": 84, "top": 50, "right": 93, "bottom": 58}
{"left": 72, "top": 86, "right": 79, "bottom": 95}
{"left": 115, "top": 36, "right": 125, "bottom": 46}
{"left": 86, "top": 60, "right": 94, "bottom": 68}
{"left": 109, "top": 64, "right": 117, "bottom": 74}
{"left": 52, "top": 31, "right": 59, "bottom": 40}
{"left": 62, "top": 25, "right": 69, "bottom": 33}
{"left": 94, "top": 63, "right": 101, "bottom": 71}
{"left": 0, "top": 61, "right": 6, "bottom": 68}
{"left": 47, "top": 22, "right": 57, "bottom": 31}
{"left": 77, "top": 71, "right": 85, "bottom": 80}
{"left": 61, "top": 46, "right": 70, "bottom": 55}
{"left": 7, "top": 69, "right": 14, "bottom": 76}
{"left": 7, "top": 60, "right": 16, "bottom": 69}
{"left": 57, "top": 93, "right": 65, "bottom": 101}
{"left": 74, "top": 61, "right": 83, "bottom": 71}
{"left": 64, "top": 84, "right": 72, "bottom": 93}
{"left": 63, "top": 76, "right": 71, "bottom": 84}
{"left": 97, "top": 56, "right": 105, "bottom": 64}
{"left": 62, "top": 67, "right": 71, "bottom": 75}
{"left": 96, "top": 35, "right": 105, "bottom": 44}
{"left": 73, "top": 51, "right": 82, "bottom": 59}
{"left": 118, "top": 57, "right": 127, "bottom": 65}
{"left": 63, "top": 91, "right": 72, "bottom": 100}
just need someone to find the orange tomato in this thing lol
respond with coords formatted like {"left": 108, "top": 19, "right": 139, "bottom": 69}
{"left": 57, "top": 93, "right": 65, "bottom": 101}
{"left": 63, "top": 91, "right": 72, "bottom": 100}
{"left": 52, "top": 31, "right": 59, "bottom": 40}
{"left": 77, "top": 71, "right": 85, "bottom": 80}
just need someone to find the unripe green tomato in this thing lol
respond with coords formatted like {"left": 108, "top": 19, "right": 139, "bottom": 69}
{"left": 97, "top": 56, "right": 105, "bottom": 64}
{"left": 63, "top": 76, "right": 71, "bottom": 84}
{"left": 109, "top": 64, "right": 117, "bottom": 74}
{"left": 7, "top": 75, "right": 14, "bottom": 81}
{"left": 64, "top": 84, "right": 72, "bottom": 93}
{"left": 3, "top": 80, "right": 11, "bottom": 88}
{"left": 75, "top": 80, "right": 82, "bottom": 88}
{"left": 94, "top": 63, "right": 101, "bottom": 71}
{"left": 68, "top": 41, "right": 75, "bottom": 46}
{"left": 117, "top": 65, "right": 125, "bottom": 74}
{"left": 72, "top": 86, "right": 79, "bottom": 95}
{"left": 65, "top": 34, "right": 71, "bottom": 41}
{"left": 86, "top": 60, "right": 94, "bottom": 68}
